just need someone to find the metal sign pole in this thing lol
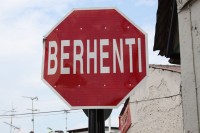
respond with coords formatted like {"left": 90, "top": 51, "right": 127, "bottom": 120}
{"left": 88, "top": 109, "right": 105, "bottom": 133}
{"left": 89, "top": 109, "right": 97, "bottom": 133}
{"left": 97, "top": 109, "right": 105, "bottom": 133}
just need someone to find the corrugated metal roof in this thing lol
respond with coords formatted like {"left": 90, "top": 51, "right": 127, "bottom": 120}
{"left": 154, "top": 0, "right": 180, "bottom": 64}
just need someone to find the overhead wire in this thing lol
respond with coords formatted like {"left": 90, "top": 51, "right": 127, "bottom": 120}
{"left": 0, "top": 109, "right": 82, "bottom": 119}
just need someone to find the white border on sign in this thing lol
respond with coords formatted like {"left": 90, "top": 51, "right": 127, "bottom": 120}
{"left": 42, "top": 7, "right": 149, "bottom": 109}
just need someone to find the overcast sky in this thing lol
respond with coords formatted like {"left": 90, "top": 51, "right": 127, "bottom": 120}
{"left": 0, "top": 0, "right": 169, "bottom": 133}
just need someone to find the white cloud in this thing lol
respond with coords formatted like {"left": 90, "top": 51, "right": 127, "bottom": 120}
{"left": 0, "top": 1, "right": 164, "bottom": 132}
{"left": 0, "top": 0, "right": 94, "bottom": 59}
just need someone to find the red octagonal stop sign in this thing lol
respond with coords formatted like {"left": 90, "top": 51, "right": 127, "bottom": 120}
{"left": 42, "top": 8, "right": 148, "bottom": 109}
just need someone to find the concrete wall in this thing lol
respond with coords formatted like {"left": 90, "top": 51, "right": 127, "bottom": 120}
{"left": 177, "top": 0, "right": 200, "bottom": 132}
{"left": 127, "top": 67, "right": 183, "bottom": 133}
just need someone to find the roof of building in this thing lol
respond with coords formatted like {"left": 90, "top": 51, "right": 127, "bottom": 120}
{"left": 150, "top": 64, "right": 181, "bottom": 73}
{"left": 154, "top": 0, "right": 180, "bottom": 64}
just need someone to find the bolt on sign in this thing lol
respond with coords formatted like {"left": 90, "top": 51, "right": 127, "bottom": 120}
{"left": 42, "top": 8, "right": 148, "bottom": 109}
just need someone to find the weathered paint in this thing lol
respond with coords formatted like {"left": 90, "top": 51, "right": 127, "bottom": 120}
{"left": 177, "top": 0, "right": 200, "bottom": 132}
{"left": 130, "top": 67, "right": 181, "bottom": 102}
{"left": 190, "top": 1, "right": 200, "bottom": 127}
{"left": 127, "top": 66, "right": 183, "bottom": 133}
{"left": 177, "top": 0, "right": 194, "bottom": 10}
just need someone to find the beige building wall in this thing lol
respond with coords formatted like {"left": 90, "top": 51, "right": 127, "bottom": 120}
{"left": 125, "top": 66, "right": 183, "bottom": 133}
{"left": 177, "top": 0, "right": 200, "bottom": 132}
{"left": 121, "top": 0, "right": 200, "bottom": 132}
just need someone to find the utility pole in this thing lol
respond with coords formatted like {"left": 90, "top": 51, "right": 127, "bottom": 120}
{"left": 4, "top": 122, "right": 20, "bottom": 133}
{"left": 22, "top": 96, "right": 38, "bottom": 133}
{"left": 108, "top": 115, "right": 111, "bottom": 133}
{"left": 3, "top": 104, "right": 17, "bottom": 133}
{"left": 64, "top": 110, "right": 68, "bottom": 133}
{"left": 10, "top": 106, "right": 16, "bottom": 133}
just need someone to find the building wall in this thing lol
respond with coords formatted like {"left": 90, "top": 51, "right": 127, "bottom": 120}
{"left": 126, "top": 67, "right": 183, "bottom": 133}
{"left": 177, "top": 0, "right": 200, "bottom": 132}
{"left": 123, "top": 0, "right": 200, "bottom": 132}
